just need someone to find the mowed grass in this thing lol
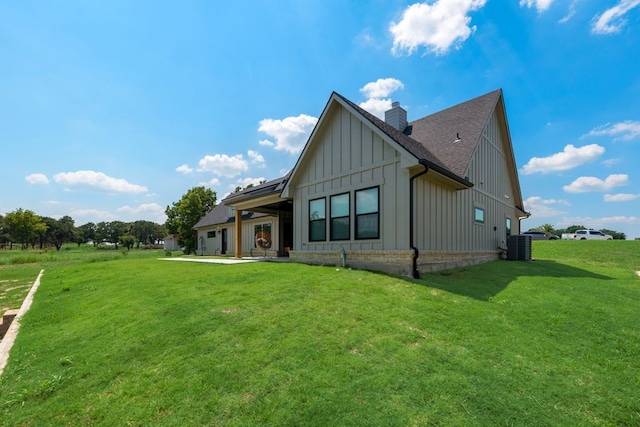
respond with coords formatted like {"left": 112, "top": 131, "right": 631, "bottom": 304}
{"left": 0, "top": 241, "right": 639, "bottom": 426}
{"left": 0, "top": 246, "right": 165, "bottom": 313}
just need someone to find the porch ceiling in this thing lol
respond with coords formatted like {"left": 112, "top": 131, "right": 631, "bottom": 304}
{"left": 228, "top": 193, "right": 293, "bottom": 215}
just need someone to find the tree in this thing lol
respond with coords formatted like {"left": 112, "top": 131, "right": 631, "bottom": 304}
{"left": 165, "top": 186, "right": 217, "bottom": 253}
{"left": 119, "top": 235, "right": 136, "bottom": 250}
{"left": 565, "top": 225, "right": 586, "bottom": 233}
{"left": 0, "top": 215, "right": 10, "bottom": 248}
{"left": 77, "top": 222, "right": 97, "bottom": 246}
{"left": 39, "top": 216, "right": 76, "bottom": 251}
{"left": 94, "top": 221, "right": 128, "bottom": 249}
{"left": 107, "top": 221, "right": 128, "bottom": 250}
{"left": 94, "top": 222, "right": 109, "bottom": 245}
{"left": 600, "top": 228, "right": 626, "bottom": 240}
{"left": 130, "top": 220, "right": 161, "bottom": 248}
{"left": 152, "top": 223, "right": 167, "bottom": 244}
{"left": 539, "top": 224, "right": 555, "bottom": 233}
{"left": 4, "top": 208, "right": 47, "bottom": 249}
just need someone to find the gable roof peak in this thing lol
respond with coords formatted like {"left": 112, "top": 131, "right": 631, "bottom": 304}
{"left": 406, "top": 89, "right": 503, "bottom": 177}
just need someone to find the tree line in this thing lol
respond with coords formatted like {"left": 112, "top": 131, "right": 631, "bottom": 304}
{"left": 0, "top": 208, "right": 166, "bottom": 251}
{"left": 527, "top": 224, "right": 627, "bottom": 240}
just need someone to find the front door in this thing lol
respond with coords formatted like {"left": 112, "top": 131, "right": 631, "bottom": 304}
{"left": 221, "top": 229, "right": 228, "bottom": 255}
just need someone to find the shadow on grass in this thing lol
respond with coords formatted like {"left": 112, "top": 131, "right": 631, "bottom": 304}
{"left": 416, "top": 259, "right": 613, "bottom": 301}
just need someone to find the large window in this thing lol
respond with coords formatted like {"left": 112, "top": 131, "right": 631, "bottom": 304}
{"left": 474, "top": 206, "right": 485, "bottom": 224}
{"left": 330, "top": 193, "right": 350, "bottom": 240}
{"left": 355, "top": 187, "right": 379, "bottom": 239}
{"left": 309, "top": 198, "right": 326, "bottom": 241}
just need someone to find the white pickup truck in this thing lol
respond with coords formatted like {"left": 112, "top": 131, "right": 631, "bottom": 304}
{"left": 561, "top": 229, "right": 613, "bottom": 240}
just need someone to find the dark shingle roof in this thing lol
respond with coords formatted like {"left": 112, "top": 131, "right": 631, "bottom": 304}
{"left": 336, "top": 89, "right": 501, "bottom": 180}
{"left": 193, "top": 201, "right": 269, "bottom": 229}
{"left": 334, "top": 93, "right": 450, "bottom": 171}
{"left": 408, "top": 89, "right": 502, "bottom": 177}
{"left": 223, "top": 173, "right": 290, "bottom": 203}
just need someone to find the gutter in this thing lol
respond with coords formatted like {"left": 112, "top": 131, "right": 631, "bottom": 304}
{"left": 409, "top": 160, "right": 430, "bottom": 279}
{"left": 421, "top": 160, "right": 473, "bottom": 189}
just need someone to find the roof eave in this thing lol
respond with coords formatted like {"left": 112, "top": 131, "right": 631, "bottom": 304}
{"left": 418, "top": 159, "right": 473, "bottom": 190}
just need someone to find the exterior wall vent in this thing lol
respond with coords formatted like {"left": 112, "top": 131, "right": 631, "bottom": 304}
{"left": 385, "top": 102, "right": 408, "bottom": 132}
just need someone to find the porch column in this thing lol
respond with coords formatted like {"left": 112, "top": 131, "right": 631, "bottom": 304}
{"left": 235, "top": 209, "right": 242, "bottom": 258}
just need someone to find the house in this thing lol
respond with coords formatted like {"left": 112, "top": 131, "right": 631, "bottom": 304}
{"left": 194, "top": 89, "right": 529, "bottom": 277}
{"left": 192, "top": 188, "right": 287, "bottom": 257}
{"left": 163, "top": 234, "right": 182, "bottom": 251}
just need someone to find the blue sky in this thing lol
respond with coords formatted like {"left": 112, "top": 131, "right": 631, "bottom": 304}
{"left": 2, "top": 0, "right": 639, "bottom": 238}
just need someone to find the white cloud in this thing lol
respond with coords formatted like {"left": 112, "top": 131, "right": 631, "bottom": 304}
{"left": 360, "top": 78, "right": 405, "bottom": 99}
{"left": 176, "top": 164, "right": 194, "bottom": 174}
{"left": 247, "top": 150, "right": 265, "bottom": 165}
{"left": 53, "top": 171, "right": 148, "bottom": 193}
{"left": 358, "top": 78, "right": 405, "bottom": 120}
{"left": 604, "top": 193, "right": 640, "bottom": 202}
{"left": 559, "top": 0, "right": 578, "bottom": 23}
{"left": 359, "top": 98, "right": 394, "bottom": 121}
{"left": 602, "top": 158, "right": 621, "bottom": 167}
{"left": 197, "top": 154, "right": 249, "bottom": 177}
{"left": 519, "top": 0, "right": 555, "bottom": 12}
{"left": 523, "top": 196, "right": 570, "bottom": 218}
{"left": 521, "top": 144, "right": 605, "bottom": 174}
{"left": 258, "top": 114, "right": 318, "bottom": 155}
{"left": 585, "top": 120, "right": 640, "bottom": 141}
{"left": 563, "top": 174, "right": 628, "bottom": 193}
{"left": 25, "top": 173, "right": 49, "bottom": 185}
{"left": 198, "top": 178, "right": 221, "bottom": 188}
{"left": 117, "top": 203, "right": 167, "bottom": 223}
{"left": 390, "top": 0, "right": 487, "bottom": 56}
{"left": 258, "top": 139, "right": 274, "bottom": 148}
{"left": 69, "top": 208, "right": 118, "bottom": 222}
{"left": 591, "top": 0, "right": 640, "bottom": 34}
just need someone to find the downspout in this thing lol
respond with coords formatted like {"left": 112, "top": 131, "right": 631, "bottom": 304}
{"left": 409, "top": 160, "right": 429, "bottom": 279}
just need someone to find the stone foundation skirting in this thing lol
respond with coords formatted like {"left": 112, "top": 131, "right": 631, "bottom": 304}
{"left": 417, "top": 250, "right": 500, "bottom": 273}
{"left": 290, "top": 249, "right": 500, "bottom": 276}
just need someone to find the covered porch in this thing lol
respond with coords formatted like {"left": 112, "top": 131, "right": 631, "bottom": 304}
{"left": 223, "top": 176, "right": 293, "bottom": 258}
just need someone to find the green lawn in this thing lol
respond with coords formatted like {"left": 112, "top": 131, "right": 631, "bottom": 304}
{"left": 1, "top": 242, "right": 639, "bottom": 426}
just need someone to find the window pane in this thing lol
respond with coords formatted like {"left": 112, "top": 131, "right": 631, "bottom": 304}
{"left": 331, "top": 193, "right": 349, "bottom": 218}
{"left": 356, "top": 188, "right": 378, "bottom": 215}
{"left": 310, "top": 199, "right": 325, "bottom": 220}
{"left": 357, "top": 213, "right": 379, "bottom": 239}
{"left": 310, "top": 219, "right": 326, "bottom": 241}
{"left": 475, "top": 207, "right": 484, "bottom": 223}
{"left": 331, "top": 217, "right": 349, "bottom": 240}
{"left": 506, "top": 218, "right": 511, "bottom": 236}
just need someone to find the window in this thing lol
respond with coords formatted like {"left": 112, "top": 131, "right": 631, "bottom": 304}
{"left": 309, "top": 198, "right": 326, "bottom": 241}
{"left": 207, "top": 230, "right": 216, "bottom": 238}
{"left": 505, "top": 218, "right": 511, "bottom": 238}
{"left": 330, "top": 193, "right": 350, "bottom": 240}
{"left": 355, "top": 187, "right": 379, "bottom": 239}
{"left": 474, "top": 206, "right": 485, "bottom": 224}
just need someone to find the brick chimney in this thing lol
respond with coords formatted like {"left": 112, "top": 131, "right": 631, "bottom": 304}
{"left": 384, "top": 101, "right": 407, "bottom": 131}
